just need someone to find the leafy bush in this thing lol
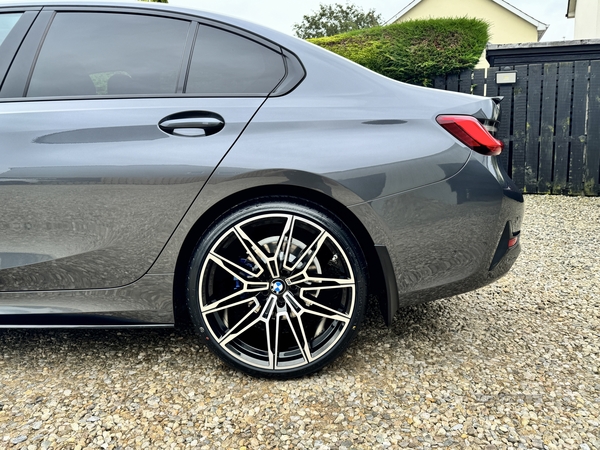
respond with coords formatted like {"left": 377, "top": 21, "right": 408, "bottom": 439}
{"left": 294, "top": 3, "right": 381, "bottom": 39}
{"left": 309, "top": 17, "right": 489, "bottom": 86}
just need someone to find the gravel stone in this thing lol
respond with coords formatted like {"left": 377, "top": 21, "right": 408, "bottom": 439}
{"left": 10, "top": 436, "right": 27, "bottom": 445}
{"left": 0, "top": 195, "right": 598, "bottom": 449}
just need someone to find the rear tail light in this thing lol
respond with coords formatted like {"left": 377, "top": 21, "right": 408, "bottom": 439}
{"left": 436, "top": 115, "right": 503, "bottom": 156}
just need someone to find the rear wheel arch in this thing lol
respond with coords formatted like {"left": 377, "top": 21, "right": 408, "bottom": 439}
{"left": 172, "top": 184, "right": 389, "bottom": 329}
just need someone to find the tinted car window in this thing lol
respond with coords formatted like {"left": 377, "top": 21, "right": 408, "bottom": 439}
{"left": 0, "top": 13, "right": 22, "bottom": 47}
{"left": 186, "top": 25, "right": 285, "bottom": 95}
{"left": 27, "top": 13, "right": 190, "bottom": 97}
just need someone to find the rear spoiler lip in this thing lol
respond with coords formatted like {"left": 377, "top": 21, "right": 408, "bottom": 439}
{"left": 490, "top": 96, "right": 503, "bottom": 122}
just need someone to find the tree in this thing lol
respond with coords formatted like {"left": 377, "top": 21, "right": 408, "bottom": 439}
{"left": 293, "top": 3, "right": 381, "bottom": 39}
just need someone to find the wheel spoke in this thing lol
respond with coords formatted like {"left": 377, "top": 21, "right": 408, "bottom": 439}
{"left": 260, "top": 295, "right": 278, "bottom": 369}
{"left": 260, "top": 294, "right": 278, "bottom": 321}
{"left": 202, "top": 279, "right": 269, "bottom": 313}
{"left": 263, "top": 297, "right": 276, "bottom": 368}
{"left": 286, "top": 272, "right": 355, "bottom": 287}
{"left": 294, "top": 291, "right": 351, "bottom": 323}
{"left": 270, "top": 215, "right": 294, "bottom": 277}
{"left": 204, "top": 296, "right": 258, "bottom": 314}
{"left": 273, "top": 305, "right": 282, "bottom": 369}
{"left": 283, "top": 292, "right": 313, "bottom": 362}
{"left": 220, "top": 295, "right": 275, "bottom": 346}
{"left": 295, "top": 315, "right": 314, "bottom": 363}
{"left": 249, "top": 214, "right": 294, "bottom": 279}
{"left": 299, "top": 306, "right": 350, "bottom": 324}
{"left": 283, "top": 310, "right": 311, "bottom": 365}
{"left": 284, "top": 227, "right": 325, "bottom": 272}
{"left": 208, "top": 252, "right": 261, "bottom": 280}
{"left": 218, "top": 306, "right": 261, "bottom": 345}
{"left": 270, "top": 300, "right": 310, "bottom": 369}
{"left": 232, "top": 226, "right": 271, "bottom": 273}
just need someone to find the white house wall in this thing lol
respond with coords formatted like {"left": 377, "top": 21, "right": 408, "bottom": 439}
{"left": 573, "top": 0, "right": 600, "bottom": 39}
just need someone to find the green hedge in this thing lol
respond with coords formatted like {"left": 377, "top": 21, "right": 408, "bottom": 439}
{"left": 309, "top": 18, "right": 489, "bottom": 86}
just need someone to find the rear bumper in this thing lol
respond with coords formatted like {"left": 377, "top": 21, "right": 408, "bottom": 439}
{"left": 358, "top": 153, "right": 523, "bottom": 323}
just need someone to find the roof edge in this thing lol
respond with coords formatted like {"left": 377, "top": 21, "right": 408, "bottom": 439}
{"left": 384, "top": 0, "right": 422, "bottom": 25}
{"left": 492, "top": 0, "right": 548, "bottom": 31}
{"left": 386, "top": 0, "right": 548, "bottom": 32}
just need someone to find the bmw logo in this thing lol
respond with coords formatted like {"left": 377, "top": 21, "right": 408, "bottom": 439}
{"left": 270, "top": 279, "right": 286, "bottom": 295}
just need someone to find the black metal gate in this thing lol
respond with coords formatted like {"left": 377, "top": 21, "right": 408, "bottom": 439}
{"left": 434, "top": 61, "right": 600, "bottom": 196}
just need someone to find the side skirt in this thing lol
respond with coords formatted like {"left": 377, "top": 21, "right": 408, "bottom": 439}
{"left": 0, "top": 274, "right": 175, "bottom": 327}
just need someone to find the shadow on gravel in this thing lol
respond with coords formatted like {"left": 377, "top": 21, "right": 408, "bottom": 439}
{"left": 0, "top": 297, "right": 453, "bottom": 370}
{"left": 0, "top": 327, "right": 199, "bottom": 362}
{"left": 364, "top": 295, "right": 453, "bottom": 337}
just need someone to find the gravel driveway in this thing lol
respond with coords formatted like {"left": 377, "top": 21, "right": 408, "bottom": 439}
{"left": 0, "top": 195, "right": 598, "bottom": 450}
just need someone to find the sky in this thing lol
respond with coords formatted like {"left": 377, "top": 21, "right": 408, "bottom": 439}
{"left": 0, "top": 0, "right": 575, "bottom": 41}
{"left": 167, "top": 0, "right": 574, "bottom": 42}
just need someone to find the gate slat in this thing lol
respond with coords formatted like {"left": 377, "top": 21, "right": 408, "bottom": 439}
{"left": 539, "top": 63, "right": 558, "bottom": 193}
{"left": 472, "top": 68, "right": 485, "bottom": 97}
{"left": 486, "top": 67, "right": 500, "bottom": 98}
{"left": 585, "top": 60, "right": 600, "bottom": 195}
{"left": 446, "top": 73, "right": 459, "bottom": 92}
{"left": 511, "top": 65, "right": 528, "bottom": 190}
{"left": 525, "top": 64, "right": 543, "bottom": 193}
{"left": 498, "top": 81, "right": 513, "bottom": 174}
{"left": 459, "top": 70, "right": 472, "bottom": 94}
{"left": 434, "top": 76, "right": 446, "bottom": 90}
{"left": 569, "top": 60, "right": 589, "bottom": 194}
{"left": 553, "top": 62, "right": 574, "bottom": 193}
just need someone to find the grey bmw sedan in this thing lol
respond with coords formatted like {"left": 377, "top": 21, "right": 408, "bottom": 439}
{"left": 0, "top": 2, "right": 523, "bottom": 378}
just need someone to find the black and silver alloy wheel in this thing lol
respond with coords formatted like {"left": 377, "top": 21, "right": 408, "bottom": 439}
{"left": 187, "top": 198, "right": 367, "bottom": 378}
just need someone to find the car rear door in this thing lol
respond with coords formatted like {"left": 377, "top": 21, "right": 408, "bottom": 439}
{"left": 0, "top": 6, "right": 286, "bottom": 291}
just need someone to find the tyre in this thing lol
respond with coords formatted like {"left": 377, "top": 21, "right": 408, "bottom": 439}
{"left": 186, "top": 197, "right": 368, "bottom": 378}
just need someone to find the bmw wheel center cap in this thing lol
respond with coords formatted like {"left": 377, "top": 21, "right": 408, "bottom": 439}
{"left": 270, "top": 279, "right": 286, "bottom": 295}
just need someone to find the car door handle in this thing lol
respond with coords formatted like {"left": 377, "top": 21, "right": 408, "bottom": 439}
{"left": 159, "top": 111, "right": 225, "bottom": 137}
